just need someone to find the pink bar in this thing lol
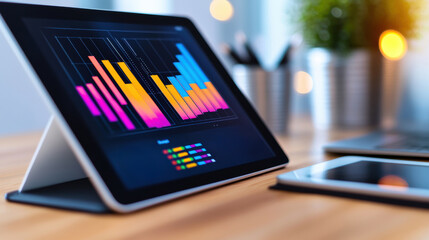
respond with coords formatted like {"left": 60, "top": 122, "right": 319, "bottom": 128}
{"left": 88, "top": 56, "right": 128, "bottom": 105}
{"left": 86, "top": 83, "right": 118, "bottom": 122}
{"left": 92, "top": 76, "right": 136, "bottom": 130}
{"left": 155, "top": 110, "right": 171, "bottom": 128}
{"left": 76, "top": 86, "right": 101, "bottom": 116}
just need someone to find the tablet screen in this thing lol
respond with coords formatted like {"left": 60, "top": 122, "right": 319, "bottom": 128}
{"left": 311, "top": 161, "right": 429, "bottom": 189}
{"left": 2, "top": 4, "right": 287, "bottom": 203}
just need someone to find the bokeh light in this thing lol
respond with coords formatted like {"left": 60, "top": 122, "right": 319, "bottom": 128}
{"left": 379, "top": 30, "right": 407, "bottom": 61}
{"left": 294, "top": 71, "right": 313, "bottom": 94}
{"left": 378, "top": 175, "right": 409, "bottom": 191}
{"left": 210, "top": 0, "right": 234, "bottom": 21}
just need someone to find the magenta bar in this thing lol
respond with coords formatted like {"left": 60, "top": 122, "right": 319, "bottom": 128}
{"left": 92, "top": 76, "right": 136, "bottom": 130}
{"left": 76, "top": 86, "right": 101, "bottom": 116}
{"left": 86, "top": 83, "right": 118, "bottom": 122}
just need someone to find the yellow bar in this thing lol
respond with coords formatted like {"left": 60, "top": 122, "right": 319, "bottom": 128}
{"left": 166, "top": 85, "right": 196, "bottom": 119}
{"left": 117, "top": 62, "right": 162, "bottom": 116}
{"left": 178, "top": 152, "right": 189, "bottom": 158}
{"left": 151, "top": 75, "right": 188, "bottom": 120}
{"left": 186, "top": 162, "right": 197, "bottom": 168}
{"left": 173, "top": 146, "right": 184, "bottom": 152}
{"left": 102, "top": 60, "right": 157, "bottom": 119}
{"left": 182, "top": 157, "right": 193, "bottom": 163}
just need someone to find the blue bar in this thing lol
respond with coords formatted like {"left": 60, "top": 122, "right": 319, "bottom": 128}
{"left": 176, "top": 43, "right": 211, "bottom": 83}
{"left": 176, "top": 75, "right": 191, "bottom": 91}
{"left": 176, "top": 55, "right": 207, "bottom": 89}
{"left": 173, "top": 62, "right": 195, "bottom": 86}
{"left": 195, "top": 143, "right": 202, "bottom": 147}
{"left": 167, "top": 76, "right": 189, "bottom": 97}
{"left": 189, "top": 150, "right": 197, "bottom": 154}
{"left": 198, "top": 161, "right": 205, "bottom": 165}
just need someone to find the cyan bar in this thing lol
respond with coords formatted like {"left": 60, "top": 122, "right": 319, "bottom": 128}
{"left": 167, "top": 76, "right": 188, "bottom": 97}
{"left": 176, "top": 75, "right": 192, "bottom": 91}
{"left": 176, "top": 43, "right": 211, "bottom": 83}
{"left": 176, "top": 55, "right": 206, "bottom": 89}
{"left": 173, "top": 62, "right": 197, "bottom": 86}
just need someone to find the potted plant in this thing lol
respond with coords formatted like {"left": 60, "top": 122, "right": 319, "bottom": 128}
{"left": 296, "top": 0, "right": 420, "bottom": 128}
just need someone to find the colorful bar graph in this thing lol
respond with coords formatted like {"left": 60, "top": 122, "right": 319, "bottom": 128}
{"left": 175, "top": 43, "right": 229, "bottom": 109}
{"left": 176, "top": 75, "right": 207, "bottom": 113}
{"left": 86, "top": 83, "right": 118, "bottom": 122}
{"left": 76, "top": 86, "right": 101, "bottom": 116}
{"left": 166, "top": 85, "right": 196, "bottom": 119}
{"left": 173, "top": 62, "right": 215, "bottom": 112}
{"left": 88, "top": 56, "right": 127, "bottom": 105}
{"left": 117, "top": 62, "right": 171, "bottom": 127}
{"left": 168, "top": 76, "right": 202, "bottom": 116}
{"left": 103, "top": 60, "right": 160, "bottom": 128}
{"left": 92, "top": 76, "right": 135, "bottom": 130}
{"left": 176, "top": 55, "right": 222, "bottom": 110}
{"left": 150, "top": 75, "right": 189, "bottom": 120}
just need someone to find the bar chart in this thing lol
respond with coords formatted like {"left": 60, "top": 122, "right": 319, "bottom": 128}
{"left": 49, "top": 29, "right": 236, "bottom": 135}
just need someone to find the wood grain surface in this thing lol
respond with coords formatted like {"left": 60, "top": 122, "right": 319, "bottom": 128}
{"left": 1, "top": 116, "right": 429, "bottom": 240}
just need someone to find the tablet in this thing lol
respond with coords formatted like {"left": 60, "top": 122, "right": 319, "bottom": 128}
{"left": 0, "top": 3, "right": 288, "bottom": 212}
{"left": 276, "top": 156, "right": 429, "bottom": 205}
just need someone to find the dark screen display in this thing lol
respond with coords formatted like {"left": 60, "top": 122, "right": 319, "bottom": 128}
{"left": 311, "top": 161, "right": 429, "bottom": 190}
{"left": 21, "top": 18, "right": 276, "bottom": 190}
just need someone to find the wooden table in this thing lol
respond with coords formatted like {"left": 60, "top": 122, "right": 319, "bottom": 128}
{"left": 2, "top": 116, "right": 429, "bottom": 240}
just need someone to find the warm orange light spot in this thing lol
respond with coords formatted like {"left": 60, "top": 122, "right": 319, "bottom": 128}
{"left": 378, "top": 175, "right": 409, "bottom": 191}
{"left": 293, "top": 71, "right": 313, "bottom": 94}
{"left": 379, "top": 30, "right": 407, "bottom": 61}
{"left": 210, "top": 0, "right": 234, "bottom": 21}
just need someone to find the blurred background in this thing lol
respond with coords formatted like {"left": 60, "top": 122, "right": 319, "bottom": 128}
{"left": 1, "top": 0, "right": 428, "bottom": 135}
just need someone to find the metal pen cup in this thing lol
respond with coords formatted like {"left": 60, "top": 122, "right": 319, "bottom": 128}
{"left": 232, "top": 65, "right": 291, "bottom": 134}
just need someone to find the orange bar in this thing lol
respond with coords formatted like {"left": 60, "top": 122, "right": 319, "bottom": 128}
{"left": 166, "top": 85, "right": 196, "bottom": 119}
{"left": 183, "top": 96, "right": 202, "bottom": 115}
{"left": 186, "top": 163, "right": 197, "bottom": 168}
{"left": 124, "top": 85, "right": 158, "bottom": 128}
{"left": 202, "top": 88, "right": 221, "bottom": 110}
{"left": 189, "top": 83, "right": 215, "bottom": 112}
{"left": 102, "top": 60, "right": 157, "bottom": 128}
{"left": 88, "top": 56, "right": 127, "bottom": 105}
{"left": 117, "top": 62, "right": 171, "bottom": 127}
{"left": 151, "top": 75, "right": 189, "bottom": 120}
{"left": 205, "top": 82, "right": 229, "bottom": 109}
{"left": 187, "top": 90, "right": 207, "bottom": 113}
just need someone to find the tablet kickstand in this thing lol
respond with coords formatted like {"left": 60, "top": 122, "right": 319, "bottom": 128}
{"left": 5, "top": 116, "right": 110, "bottom": 213}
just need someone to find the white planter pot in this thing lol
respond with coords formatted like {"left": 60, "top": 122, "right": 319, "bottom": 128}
{"left": 308, "top": 48, "right": 382, "bottom": 129}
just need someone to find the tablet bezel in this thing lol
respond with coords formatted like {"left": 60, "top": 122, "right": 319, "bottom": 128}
{"left": 277, "top": 156, "right": 429, "bottom": 203}
{"left": 0, "top": 2, "right": 288, "bottom": 212}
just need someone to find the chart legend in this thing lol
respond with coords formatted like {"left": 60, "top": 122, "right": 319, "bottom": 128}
{"left": 162, "top": 143, "right": 216, "bottom": 171}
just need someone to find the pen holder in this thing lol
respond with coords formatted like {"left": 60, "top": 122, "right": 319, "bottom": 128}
{"left": 232, "top": 65, "right": 291, "bottom": 134}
